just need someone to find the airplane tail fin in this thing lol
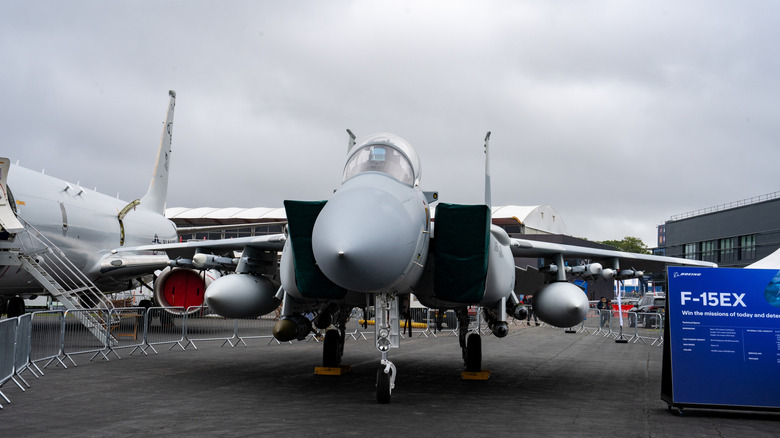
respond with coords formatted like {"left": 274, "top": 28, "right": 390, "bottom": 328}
{"left": 140, "top": 90, "right": 176, "bottom": 215}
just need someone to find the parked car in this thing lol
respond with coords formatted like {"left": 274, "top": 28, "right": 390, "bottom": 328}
{"left": 628, "top": 294, "right": 665, "bottom": 328}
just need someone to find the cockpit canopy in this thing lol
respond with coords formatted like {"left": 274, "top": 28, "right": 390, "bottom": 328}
{"left": 342, "top": 133, "right": 421, "bottom": 186}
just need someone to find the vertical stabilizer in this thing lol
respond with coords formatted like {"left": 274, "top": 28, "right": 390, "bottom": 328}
{"left": 140, "top": 90, "right": 176, "bottom": 214}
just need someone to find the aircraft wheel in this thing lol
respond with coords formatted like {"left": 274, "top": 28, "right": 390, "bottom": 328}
{"left": 465, "top": 333, "right": 482, "bottom": 372}
{"left": 376, "top": 366, "right": 392, "bottom": 404}
{"left": 322, "top": 329, "right": 341, "bottom": 368}
{"left": 7, "top": 297, "right": 26, "bottom": 317}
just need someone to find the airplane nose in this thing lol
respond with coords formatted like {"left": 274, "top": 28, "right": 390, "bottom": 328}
{"left": 312, "top": 184, "right": 419, "bottom": 292}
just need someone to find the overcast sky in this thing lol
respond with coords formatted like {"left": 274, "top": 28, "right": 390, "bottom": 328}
{"left": 3, "top": 1, "right": 778, "bottom": 246}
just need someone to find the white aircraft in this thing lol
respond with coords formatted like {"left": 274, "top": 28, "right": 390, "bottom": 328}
{"left": 0, "top": 91, "right": 181, "bottom": 316}
{"left": 125, "top": 130, "right": 716, "bottom": 403}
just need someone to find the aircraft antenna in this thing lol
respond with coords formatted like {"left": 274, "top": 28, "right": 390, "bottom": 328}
{"left": 484, "top": 131, "right": 492, "bottom": 210}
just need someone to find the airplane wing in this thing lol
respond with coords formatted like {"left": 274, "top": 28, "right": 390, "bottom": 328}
{"left": 510, "top": 237, "right": 717, "bottom": 272}
{"left": 113, "top": 233, "right": 286, "bottom": 260}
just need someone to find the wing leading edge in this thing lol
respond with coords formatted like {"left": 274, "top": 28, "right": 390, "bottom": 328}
{"left": 510, "top": 237, "right": 717, "bottom": 272}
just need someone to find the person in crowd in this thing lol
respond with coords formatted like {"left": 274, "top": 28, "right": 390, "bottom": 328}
{"left": 524, "top": 294, "right": 539, "bottom": 326}
{"left": 597, "top": 296, "right": 611, "bottom": 329}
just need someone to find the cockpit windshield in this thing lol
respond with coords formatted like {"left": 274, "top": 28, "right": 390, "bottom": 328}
{"left": 342, "top": 143, "right": 415, "bottom": 186}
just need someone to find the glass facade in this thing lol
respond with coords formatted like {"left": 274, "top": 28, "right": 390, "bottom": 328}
{"left": 719, "top": 237, "right": 736, "bottom": 263}
{"left": 740, "top": 235, "right": 756, "bottom": 260}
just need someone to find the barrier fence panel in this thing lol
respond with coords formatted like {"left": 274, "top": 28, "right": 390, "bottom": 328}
{"left": 62, "top": 309, "right": 112, "bottom": 366}
{"left": 357, "top": 307, "right": 375, "bottom": 341}
{"left": 184, "top": 307, "right": 238, "bottom": 349}
{"left": 143, "top": 307, "right": 186, "bottom": 353}
{"left": 108, "top": 308, "right": 147, "bottom": 357}
{"left": 30, "top": 310, "right": 66, "bottom": 370}
{"left": 345, "top": 308, "right": 367, "bottom": 341}
{"left": 13, "top": 314, "right": 36, "bottom": 390}
{"left": 579, "top": 308, "right": 601, "bottom": 334}
{"left": 629, "top": 311, "right": 664, "bottom": 346}
{"left": 0, "top": 317, "right": 18, "bottom": 408}
{"left": 236, "top": 316, "right": 277, "bottom": 344}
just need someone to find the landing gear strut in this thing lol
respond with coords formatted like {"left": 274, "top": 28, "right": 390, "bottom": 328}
{"left": 456, "top": 307, "right": 482, "bottom": 372}
{"left": 374, "top": 292, "right": 399, "bottom": 404}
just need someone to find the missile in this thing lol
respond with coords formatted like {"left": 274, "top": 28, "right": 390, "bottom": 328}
{"left": 272, "top": 315, "right": 312, "bottom": 342}
{"left": 489, "top": 321, "right": 509, "bottom": 338}
{"left": 192, "top": 253, "right": 239, "bottom": 269}
{"left": 510, "top": 303, "right": 528, "bottom": 320}
{"left": 570, "top": 263, "right": 603, "bottom": 278}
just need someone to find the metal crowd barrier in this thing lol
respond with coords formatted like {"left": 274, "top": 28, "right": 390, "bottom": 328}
{"left": 62, "top": 309, "right": 113, "bottom": 365}
{"left": 31, "top": 310, "right": 67, "bottom": 370}
{"left": 183, "top": 306, "right": 240, "bottom": 349}
{"left": 0, "top": 317, "right": 17, "bottom": 409}
{"left": 13, "top": 314, "right": 37, "bottom": 390}
{"left": 142, "top": 307, "right": 187, "bottom": 354}
{"left": 573, "top": 309, "right": 663, "bottom": 346}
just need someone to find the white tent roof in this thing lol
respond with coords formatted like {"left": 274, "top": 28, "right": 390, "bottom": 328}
{"left": 746, "top": 248, "right": 780, "bottom": 269}
{"left": 166, "top": 204, "right": 567, "bottom": 234}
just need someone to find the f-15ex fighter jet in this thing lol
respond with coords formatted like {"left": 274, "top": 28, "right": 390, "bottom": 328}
{"left": 123, "top": 130, "right": 715, "bottom": 403}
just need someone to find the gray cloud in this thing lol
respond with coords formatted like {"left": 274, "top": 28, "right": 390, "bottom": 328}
{"left": 3, "top": 0, "right": 778, "bottom": 246}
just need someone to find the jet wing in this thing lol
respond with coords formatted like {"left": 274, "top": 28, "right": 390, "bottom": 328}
{"left": 509, "top": 238, "right": 717, "bottom": 272}
{"left": 114, "top": 234, "right": 287, "bottom": 260}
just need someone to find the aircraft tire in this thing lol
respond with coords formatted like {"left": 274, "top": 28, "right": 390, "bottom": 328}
{"left": 322, "top": 329, "right": 341, "bottom": 367}
{"left": 7, "top": 297, "right": 26, "bottom": 317}
{"left": 465, "top": 333, "right": 482, "bottom": 372}
{"left": 376, "top": 366, "right": 391, "bottom": 404}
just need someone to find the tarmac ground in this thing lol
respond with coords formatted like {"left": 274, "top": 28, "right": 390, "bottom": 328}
{"left": 1, "top": 321, "right": 778, "bottom": 437}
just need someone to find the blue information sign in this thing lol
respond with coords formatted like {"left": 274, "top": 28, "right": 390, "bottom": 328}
{"left": 667, "top": 267, "right": 780, "bottom": 409}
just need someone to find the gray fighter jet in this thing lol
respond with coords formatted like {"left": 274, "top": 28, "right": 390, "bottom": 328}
{"left": 127, "top": 130, "right": 715, "bottom": 403}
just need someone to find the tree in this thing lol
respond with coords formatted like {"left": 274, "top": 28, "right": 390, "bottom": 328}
{"left": 598, "top": 236, "right": 649, "bottom": 254}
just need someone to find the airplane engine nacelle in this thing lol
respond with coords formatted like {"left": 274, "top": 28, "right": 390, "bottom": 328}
{"left": 154, "top": 267, "right": 219, "bottom": 311}
{"left": 532, "top": 282, "right": 589, "bottom": 328}
{"left": 205, "top": 274, "right": 281, "bottom": 319}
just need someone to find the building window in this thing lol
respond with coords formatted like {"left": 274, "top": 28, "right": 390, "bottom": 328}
{"left": 701, "top": 240, "right": 717, "bottom": 262}
{"left": 740, "top": 235, "right": 756, "bottom": 260}
{"left": 719, "top": 237, "right": 736, "bottom": 263}
{"left": 684, "top": 243, "right": 699, "bottom": 260}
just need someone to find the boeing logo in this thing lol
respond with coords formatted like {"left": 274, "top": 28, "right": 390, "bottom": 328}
{"left": 674, "top": 272, "right": 702, "bottom": 278}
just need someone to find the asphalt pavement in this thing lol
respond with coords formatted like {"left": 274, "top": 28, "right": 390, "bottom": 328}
{"left": 1, "top": 322, "right": 778, "bottom": 437}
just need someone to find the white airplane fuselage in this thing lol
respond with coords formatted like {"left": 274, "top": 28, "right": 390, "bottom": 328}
{"left": 0, "top": 165, "right": 177, "bottom": 295}
{"left": 0, "top": 90, "right": 179, "bottom": 299}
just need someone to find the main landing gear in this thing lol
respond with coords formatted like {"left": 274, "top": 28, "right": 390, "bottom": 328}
{"left": 318, "top": 306, "right": 350, "bottom": 369}
{"left": 457, "top": 307, "right": 482, "bottom": 372}
{"left": 322, "top": 329, "right": 345, "bottom": 368}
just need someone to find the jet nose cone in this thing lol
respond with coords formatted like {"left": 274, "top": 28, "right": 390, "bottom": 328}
{"left": 312, "top": 185, "right": 419, "bottom": 292}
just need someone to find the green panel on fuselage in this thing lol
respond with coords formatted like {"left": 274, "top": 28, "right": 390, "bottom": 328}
{"left": 283, "top": 200, "right": 347, "bottom": 300}
{"left": 433, "top": 203, "right": 490, "bottom": 303}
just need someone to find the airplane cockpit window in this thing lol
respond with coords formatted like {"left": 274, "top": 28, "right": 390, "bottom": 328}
{"left": 342, "top": 144, "right": 415, "bottom": 186}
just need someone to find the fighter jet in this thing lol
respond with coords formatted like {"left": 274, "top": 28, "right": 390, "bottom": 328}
{"left": 131, "top": 130, "right": 715, "bottom": 403}
{"left": 0, "top": 91, "right": 185, "bottom": 316}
